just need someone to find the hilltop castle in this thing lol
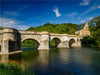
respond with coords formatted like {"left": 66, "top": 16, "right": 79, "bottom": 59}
{"left": 75, "top": 22, "right": 90, "bottom": 36}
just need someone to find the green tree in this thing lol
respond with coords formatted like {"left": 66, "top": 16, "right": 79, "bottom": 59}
{"left": 82, "top": 16, "right": 100, "bottom": 47}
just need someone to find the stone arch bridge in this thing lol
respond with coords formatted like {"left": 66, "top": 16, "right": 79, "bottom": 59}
{"left": 0, "top": 28, "right": 82, "bottom": 54}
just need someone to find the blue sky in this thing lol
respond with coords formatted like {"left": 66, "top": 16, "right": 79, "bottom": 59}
{"left": 0, "top": 0, "right": 100, "bottom": 30}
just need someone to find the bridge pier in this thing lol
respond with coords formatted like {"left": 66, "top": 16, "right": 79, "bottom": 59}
{"left": 57, "top": 41, "right": 69, "bottom": 48}
{"left": 0, "top": 28, "right": 21, "bottom": 54}
{"left": 74, "top": 39, "right": 82, "bottom": 47}
{"left": 2, "top": 40, "right": 9, "bottom": 54}
{"left": 38, "top": 32, "right": 50, "bottom": 50}
{"left": 38, "top": 41, "right": 50, "bottom": 50}
{"left": 69, "top": 38, "right": 82, "bottom": 47}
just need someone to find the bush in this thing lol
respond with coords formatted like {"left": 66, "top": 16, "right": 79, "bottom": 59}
{"left": 82, "top": 36, "right": 97, "bottom": 47}
{"left": 0, "top": 63, "right": 35, "bottom": 75}
{"left": 0, "top": 63, "right": 21, "bottom": 75}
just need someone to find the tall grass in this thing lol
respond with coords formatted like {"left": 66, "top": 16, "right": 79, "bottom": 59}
{"left": 0, "top": 63, "right": 35, "bottom": 75}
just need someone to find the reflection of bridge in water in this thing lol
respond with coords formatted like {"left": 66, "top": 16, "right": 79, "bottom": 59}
{"left": 0, "top": 50, "right": 50, "bottom": 71}
{"left": 0, "top": 48, "right": 92, "bottom": 74}
{"left": 0, "top": 28, "right": 82, "bottom": 54}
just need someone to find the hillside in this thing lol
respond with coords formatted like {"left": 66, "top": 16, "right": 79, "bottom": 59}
{"left": 26, "top": 23, "right": 78, "bottom": 35}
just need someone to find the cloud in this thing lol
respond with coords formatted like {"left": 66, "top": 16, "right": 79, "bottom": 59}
{"left": 66, "top": 12, "right": 77, "bottom": 17}
{"left": 4, "top": 11, "right": 18, "bottom": 16}
{"left": 98, "top": 6, "right": 100, "bottom": 8}
{"left": 1, "top": 5, "right": 29, "bottom": 18}
{"left": 2, "top": 11, "right": 19, "bottom": 18}
{"left": 0, "top": 18, "right": 29, "bottom": 30}
{"left": 80, "top": 17, "right": 94, "bottom": 23}
{"left": 88, "top": 17, "right": 94, "bottom": 20}
{"left": 78, "top": 17, "right": 81, "bottom": 19}
{"left": 17, "top": 5, "right": 30, "bottom": 12}
{"left": 53, "top": 7, "right": 61, "bottom": 17}
{"left": 0, "top": 5, "right": 30, "bottom": 30}
{"left": 65, "top": 12, "right": 77, "bottom": 19}
{"left": 81, "top": 5, "right": 99, "bottom": 15}
{"left": 80, "top": 0, "right": 90, "bottom": 6}
{"left": 81, "top": 20, "right": 86, "bottom": 23}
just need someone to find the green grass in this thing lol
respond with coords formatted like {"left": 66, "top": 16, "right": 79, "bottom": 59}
{"left": 0, "top": 63, "right": 35, "bottom": 75}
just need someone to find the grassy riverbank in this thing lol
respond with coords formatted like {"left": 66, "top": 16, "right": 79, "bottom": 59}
{"left": 0, "top": 63, "right": 34, "bottom": 75}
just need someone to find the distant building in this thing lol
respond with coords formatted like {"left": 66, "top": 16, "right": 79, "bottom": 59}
{"left": 75, "top": 22, "right": 90, "bottom": 36}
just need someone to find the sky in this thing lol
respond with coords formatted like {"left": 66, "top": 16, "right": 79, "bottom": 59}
{"left": 0, "top": 0, "right": 100, "bottom": 30}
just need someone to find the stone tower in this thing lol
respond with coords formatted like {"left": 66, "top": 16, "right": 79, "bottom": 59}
{"left": 75, "top": 22, "right": 90, "bottom": 36}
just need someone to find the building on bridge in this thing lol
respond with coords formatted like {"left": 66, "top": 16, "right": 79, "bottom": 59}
{"left": 75, "top": 22, "right": 90, "bottom": 36}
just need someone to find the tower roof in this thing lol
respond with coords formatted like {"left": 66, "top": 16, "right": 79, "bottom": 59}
{"left": 76, "top": 22, "right": 87, "bottom": 31}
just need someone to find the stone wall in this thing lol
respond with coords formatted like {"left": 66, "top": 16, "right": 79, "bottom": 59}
{"left": 75, "top": 29, "right": 90, "bottom": 36}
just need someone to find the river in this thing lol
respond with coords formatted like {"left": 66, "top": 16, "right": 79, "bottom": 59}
{"left": 0, "top": 47, "right": 100, "bottom": 75}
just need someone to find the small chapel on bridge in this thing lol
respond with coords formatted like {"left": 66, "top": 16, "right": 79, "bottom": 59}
{"left": 75, "top": 22, "right": 90, "bottom": 36}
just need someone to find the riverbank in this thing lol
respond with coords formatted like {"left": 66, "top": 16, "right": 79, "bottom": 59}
{"left": 0, "top": 63, "right": 34, "bottom": 75}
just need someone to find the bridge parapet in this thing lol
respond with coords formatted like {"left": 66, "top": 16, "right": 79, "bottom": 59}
{"left": 18, "top": 30, "right": 40, "bottom": 35}
{"left": 0, "top": 28, "right": 18, "bottom": 33}
{"left": 3, "top": 28, "right": 18, "bottom": 33}
{"left": 68, "top": 35, "right": 83, "bottom": 38}
{"left": 18, "top": 30, "right": 83, "bottom": 38}
{"left": 50, "top": 33, "right": 68, "bottom": 36}
{"left": 40, "top": 31, "right": 49, "bottom": 35}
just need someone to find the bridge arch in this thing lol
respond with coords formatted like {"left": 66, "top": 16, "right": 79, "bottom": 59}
{"left": 21, "top": 38, "right": 40, "bottom": 43}
{"left": 8, "top": 39, "right": 15, "bottom": 52}
{"left": 69, "top": 38, "right": 76, "bottom": 48}
{"left": 21, "top": 38, "right": 40, "bottom": 50}
{"left": 7, "top": 39, "right": 20, "bottom": 52}
{"left": 50, "top": 37, "right": 61, "bottom": 48}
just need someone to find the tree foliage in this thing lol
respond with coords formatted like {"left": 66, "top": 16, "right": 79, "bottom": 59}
{"left": 83, "top": 16, "right": 100, "bottom": 47}
{"left": 82, "top": 36, "right": 96, "bottom": 47}
{"left": 88, "top": 16, "right": 100, "bottom": 39}
{"left": 27, "top": 23, "right": 78, "bottom": 35}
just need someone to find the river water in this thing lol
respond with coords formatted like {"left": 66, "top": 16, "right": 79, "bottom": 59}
{"left": 0, "top": 47, "right": 100, "bottom": 75}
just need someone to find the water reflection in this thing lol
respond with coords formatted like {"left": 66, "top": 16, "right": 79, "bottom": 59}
{"left": 0, "top": 53, "right": 21, "bottom": 64}
{"left": 0, "top": 48, "right": 100, "bottom": 75}
{"left": 57, "top": 48, "right": 93, "bottom": 75}
{"left": 38, "top": 51, "right": 49, "bottom": 67}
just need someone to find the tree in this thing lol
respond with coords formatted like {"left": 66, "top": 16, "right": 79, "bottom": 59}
{"left": 26, "top": 23, "right": 78, "bottom": 34}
